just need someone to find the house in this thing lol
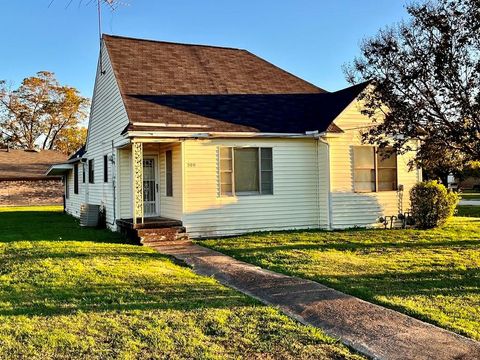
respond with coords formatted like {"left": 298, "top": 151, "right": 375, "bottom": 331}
{"left": 47, "top": 34, "right": 421, "bottom": 241}
{"left": 0, "top": 149, "right": 67, "bottom": 206}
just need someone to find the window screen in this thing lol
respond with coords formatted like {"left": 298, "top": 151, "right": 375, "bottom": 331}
{"left": 234, "top": 148, "right": 259, "bottom": 194}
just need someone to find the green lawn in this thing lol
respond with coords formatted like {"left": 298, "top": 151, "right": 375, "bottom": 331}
{"left": 457, "top": 205, "right": 480, "bottom": 217}
{"left": 0, "top": 207, "right": 361, "bottom": 360}
{"left": 201, "top": 217, "right": 480, "bottom": 341}
{"left": 460, "top": 193, "right": 480, "bottom": 201}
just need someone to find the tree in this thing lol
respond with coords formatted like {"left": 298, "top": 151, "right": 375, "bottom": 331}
{"left": 53, "top": 126, "right": 87, "bottom": 156}
{"left": 344, "top": 0, "right": 480, "bottom": 176}
{"left": 0, "top": 71, "right": 89, "bottom": 151}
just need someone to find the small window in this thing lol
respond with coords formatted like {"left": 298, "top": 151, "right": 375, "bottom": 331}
{"left": 74, "top": 163, "right": 79, "bottom": 194}
{"left": 219, "top": 147, "right": 273, "bottom": 196}
{"left": 82, "top": 164, "right": 86, "bottom": 183}
{"left": 88, "top": 159, "right": 95, "bottom": 184}
{"left": 166, "top": 150, "right": 173, "bottom": 197}
{"left": 103, "top": 155, "right": 108, "bottom": 183}
{"left": 353, "top": 146, "right": 397, "bottom": 192}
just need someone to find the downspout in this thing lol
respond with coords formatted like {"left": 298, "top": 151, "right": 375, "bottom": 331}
{"left": 315, "top": 137, "right": 321, "bottom": 228}
{"left": 111, "top": 139, "right": 116, "bottom": 226}
{"left": 315, "top": 135, "right": 332, "bottom": 230}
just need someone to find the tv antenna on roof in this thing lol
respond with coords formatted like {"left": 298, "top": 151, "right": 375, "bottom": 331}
{"left": 48, "top": 1, "right": 128, "bottom": 73}
{"left": 97, "top": 0, "right": 117, "bottom": 75}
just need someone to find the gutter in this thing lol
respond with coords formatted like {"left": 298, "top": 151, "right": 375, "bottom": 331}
{"left": 125, "top": 131, "right": 328, "bottom": 140}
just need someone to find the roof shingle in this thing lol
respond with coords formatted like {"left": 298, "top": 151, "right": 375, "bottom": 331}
{"left": 0, "top": 149, "right": 67, "bottom": 180}
{"left": 103, "top": 34, "right": 369, "bottom": 134}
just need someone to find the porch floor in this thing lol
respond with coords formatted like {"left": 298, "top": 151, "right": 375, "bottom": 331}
{"left": 116, "top": 217, "right": 183, "bottom": 230}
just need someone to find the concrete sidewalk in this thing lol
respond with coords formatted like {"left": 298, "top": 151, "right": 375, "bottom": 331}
{"left": 154, "top": 242, "right": 480, "bottom": 360}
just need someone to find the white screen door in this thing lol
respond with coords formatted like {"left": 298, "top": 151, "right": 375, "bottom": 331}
{"left": 143, "top": 158, "right": 157, "bottom": 216}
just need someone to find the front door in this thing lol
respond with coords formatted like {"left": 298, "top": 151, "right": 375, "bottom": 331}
{"left": 143, "top": 157, "right": 158, "bottom": 216}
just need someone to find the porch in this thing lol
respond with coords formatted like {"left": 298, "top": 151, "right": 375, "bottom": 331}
{"left": 116, "top": 139, "right": 187, "bottom": 245}
{"left": 116, "top": 140, "right": 183, "bottom": 226}
{"left": 116, "top": 216, "right": 182, "bottom": 230}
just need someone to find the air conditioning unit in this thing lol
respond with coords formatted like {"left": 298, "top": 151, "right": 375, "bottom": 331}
{"left": 80, "top": 204, "right": 100, "bottom": 227}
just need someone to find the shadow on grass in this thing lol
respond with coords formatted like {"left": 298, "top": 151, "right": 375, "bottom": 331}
{"left": 0, "top": 210, "right": 125, "bottom": 244}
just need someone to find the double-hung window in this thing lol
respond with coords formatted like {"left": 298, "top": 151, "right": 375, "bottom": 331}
{"left": 353, "top": 146, "right": 397, "bottom": 192}
{"left": 219, "top": 147, "right": 273, "bottom": 196}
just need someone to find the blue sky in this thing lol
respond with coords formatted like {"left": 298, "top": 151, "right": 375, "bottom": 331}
{"left": 1, "top": 1, "right": 409, "bottom": 97}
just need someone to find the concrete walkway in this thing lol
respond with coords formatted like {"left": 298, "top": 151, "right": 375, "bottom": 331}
{"left": 459, "top": 200, "right": 480, "bottom": 206}
{"left": 154, "top": 242, "right": 480, "bottom": 360}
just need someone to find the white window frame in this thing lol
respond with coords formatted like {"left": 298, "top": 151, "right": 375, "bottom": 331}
{"left": 219, "top": 146, "right": 273, "bottom": 197}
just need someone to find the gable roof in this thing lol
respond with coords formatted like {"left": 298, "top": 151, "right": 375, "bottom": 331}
{"left": 0, "top": 149, "right": 67, "bottom": 181}
{"left": 103, "top": 34, "right": 369, "bottom": 134}
{"left": 68, "top": 145, "right": 86, "bottom": 162}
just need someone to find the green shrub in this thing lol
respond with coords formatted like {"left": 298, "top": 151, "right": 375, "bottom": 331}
{"left": 410, "top": 181, "right": 459, "bottom": 229}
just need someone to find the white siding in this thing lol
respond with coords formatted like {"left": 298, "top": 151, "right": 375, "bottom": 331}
{"left": 83, "top": 42, "right": 130, "bottom": 230}
{"left": 64, "top": 164, "right": 85, "bottom": 218}
{"left": 182, "top": 138, "right": 327, "bottom": 238}
{"left": 327, "top": 99, "right": 421, "bottom": 229}
{"left": 158, "top": 143, "right": 183, "bottom": 220}
{"left": 117, "top": 148, "right": 132, "bottom": 219}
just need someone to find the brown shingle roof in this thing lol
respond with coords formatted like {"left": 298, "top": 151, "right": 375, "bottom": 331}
{"left": 103, "top": 34, "right": 368, "bottom": 134}
{"left": 0, "top": 149, "right": 67, "bottom": 180}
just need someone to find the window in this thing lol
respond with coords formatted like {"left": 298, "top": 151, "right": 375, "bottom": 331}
{"left": 234, "top": 148, "right": 259, "bottom": 194}
{"left": 166, "top": 150, "right": 173, "bottom": 197}
{"left": 88, "top": 159, "right": 95, "bottom": 184}
{"left": 103, "top": 155, "right": 108, "bottom": 183}
{"left": 82, "top": 164, "right": 85, "bottom": 183}
{"left": 219, "top": 147, "right": 233, "bottom": 196}
{"left": 353, "top": 146, "right": 397, "bottom": 192}
{"left": 74, "top": 163, "right": 79, "bottom": 194}
{"left": 353, "top": 146, "right": 376, "bottom": 192}
{"left": 219, "top": 147, "right": 273, "bottom": 196}
{"left": 377, "top": 148, "right": 398, "bottom": 191}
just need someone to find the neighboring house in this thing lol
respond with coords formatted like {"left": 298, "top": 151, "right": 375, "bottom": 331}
{"left": 0, "top": 149, "right": 67, "bottom": 206}
{"left": 47, "top": 34, "right": 421, "bottom": 240}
